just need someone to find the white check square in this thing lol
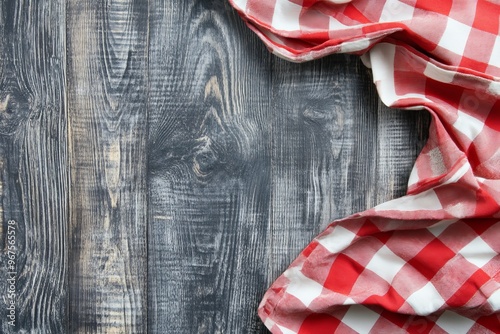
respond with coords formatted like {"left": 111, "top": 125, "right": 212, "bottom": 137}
{"left": 342, "top": 305, "right": 380, "bottom": 333}
{"left": 438, "top": 18, "right": 472, "bottom": 55}
{"left": 453, "top": 111, "right": 484, "bottom": 141}
{"left": 272, "top": 0, "right": 301, "bottom": 32}
{"left": 406, "top": 282, "right": 445, "bottom": 315}
{"left": 365, "top": 245, "right": 407, "bottom": 284}
{"left": 487, "top": 289, "right": 500, "bottom": 311}
{"left": 284, "top": 267, "right": 323, "bottom": 307}
{"left": 436, "top": 311, "right": 475, "bottom": 334}
{"left": 317, "top": 226, "right": 357, "bottom": 254}
{"left": 380, "top": 0, "right": 415, "bottom": 23}
{"left": 459, "top": 237, "right": 496, "bottom": 268}
{"left": 489, "top": 36, "right": 500, "bottom": 68}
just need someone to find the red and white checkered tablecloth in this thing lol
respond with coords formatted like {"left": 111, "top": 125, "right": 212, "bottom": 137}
{"left": 229, "top": 0, "right": 500, "bottom": 333}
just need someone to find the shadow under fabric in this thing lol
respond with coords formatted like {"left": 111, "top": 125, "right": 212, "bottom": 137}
{"left": 229, "top": 0, "right": 500, "bottom": 333}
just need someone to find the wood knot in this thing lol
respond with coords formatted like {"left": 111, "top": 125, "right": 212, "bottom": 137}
{"left": 0, "top": 91, "right": 31, "bottom": 135}
{"left": 192, "top": 136, "right": 220, "bottom": 178}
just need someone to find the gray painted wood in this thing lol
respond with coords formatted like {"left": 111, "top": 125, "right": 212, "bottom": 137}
{"left": 147, "top": 1, "right": 274, "bottom": 333}
{"left": 66, "top": 0, "right": 148, "bottom": 332}
{"left": 0, "top": 0, "right": 69, "bottom": 332}
{"left": 0, "top": 0, "right": 430, "bottom": 333}
{"left": 268, "top": 56, "right": 376, "bottom": 279}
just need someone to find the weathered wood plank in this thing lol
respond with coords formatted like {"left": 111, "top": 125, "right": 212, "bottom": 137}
{"left": 375, "top": 101, "right": 430, "bottom": 204}
{"left": 267, "top": 55, "right": 375, "bottom": 278}
{"left": 268, "top": 56, "right": 430, "bottom": 280}
{"left": 0, "top": 0, "right": 69, "bottom": 332}
{"left": 66, "top": 0, "right": 148, "bottom": 332}
{"left": 147, "top": 1, "right": 273, "bottom": 332}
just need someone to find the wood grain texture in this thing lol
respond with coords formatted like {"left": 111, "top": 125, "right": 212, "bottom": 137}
{"left": 0, "top": 0, "right": 69, "bottom": 332}
{"left": 147, "top": 1, "right": 274, "bottom": 333}
{"left": 268, "top": 56, "right": 376, "bottom": 278}
{"left": 375, "top": 101, "right": 430, "bottom": 204}
{"left": 268, "top": 57, "right": 429, "bottom": 280}
{"left": 66, "top": 0, "right": 148, "bottom": 332}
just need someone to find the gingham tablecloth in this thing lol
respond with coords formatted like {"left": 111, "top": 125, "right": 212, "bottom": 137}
{"left": 229, "top": 0, "right": 500, "bottom": 333}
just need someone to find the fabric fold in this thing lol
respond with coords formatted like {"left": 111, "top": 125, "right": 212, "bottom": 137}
{"left": 230, "top": 0, "right": 500, "bottom": 332}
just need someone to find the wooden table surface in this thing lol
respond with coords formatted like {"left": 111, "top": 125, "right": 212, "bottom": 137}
{"left": 0, "top": 0, "right": 430, "bottom": 333}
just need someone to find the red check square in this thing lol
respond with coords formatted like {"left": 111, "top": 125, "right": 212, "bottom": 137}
{"left": 298, "top": 313, "right": 341, "bottom": 334}
{"left": 446, "top": 269, "right": 491, "bottom": 307}
{"left": 473, "top": 0, "right": 500, "bottom": 35}
{"left": 324, "top": 254, "right": 364, "bottom": 294}
{"left": 415, "top": 0, "right": 453, "bottom": 16}
{"left": 407, "top": 238, "right": 455, "bottom": 280}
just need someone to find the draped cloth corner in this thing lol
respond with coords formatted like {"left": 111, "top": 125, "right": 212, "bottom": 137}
{"left": 229, "top": 0, "right": 500, "bottom": 333}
